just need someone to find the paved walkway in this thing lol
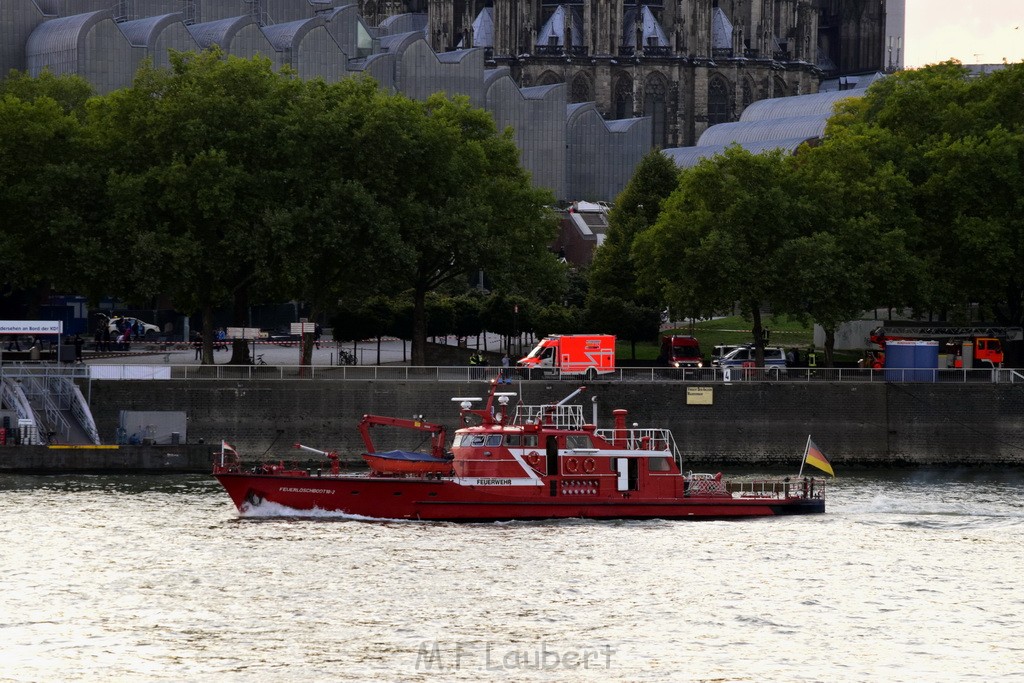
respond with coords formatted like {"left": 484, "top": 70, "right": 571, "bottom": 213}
{"left": 83, "top": 333, "right": 521, "bottom": 367}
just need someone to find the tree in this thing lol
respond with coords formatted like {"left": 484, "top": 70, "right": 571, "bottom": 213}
{"left": 0, "top": 73, "right": 100, "bottom": 308}
{"left": 351, "top": 92, "right": 558, "bottom": 365}
{"left": 532, "top": 303, "right": 582, "bottom": 339}
{"left": 634, "top": 146, "right": 809, "bottom": 365}
{"left": 781, "top": 123, "right": 922, "bottom": 365}
{"left": 585, "top": 295, "right": 660, "bottom": 360}
{"left": 268, "top": 77, "right": 401, "bottom": 366}
{"left": 0, "top": 70, "right": 93, "bottom": 115}
{"left": 828, "top": 61, "right": 1024, "bottom": 325}
{"left": 588, "top": 149, "right": 679, "bottom": 305}
{"left": 582, "top": 150, "right": 679, "bottom": 360}
{"left": 87, "top": 50, "right": 305, "bottom": 363}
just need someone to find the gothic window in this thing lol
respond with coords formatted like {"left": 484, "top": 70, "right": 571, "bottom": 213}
{"left": 537, "top": 70, "right": 561, "bottom": 86}
{"left": 613, "top": 74, "right": 633, "bottom": 119}
{"left": 708, "top": 75, "right": 731, "bottom": 125}
{"left": 362, "top": 0, "right": 376, "bottom": 24}
{"left": 570, "top": 72, "right": 592, "bottom": 104}
{"left": 644, "top": 73, "right": 668, "bottom": 148}
{"left": 773, "top": 77, "right": 787, "bottom": 97}
{"left": 741, "top": 78, "right": 754, "bottom": 114}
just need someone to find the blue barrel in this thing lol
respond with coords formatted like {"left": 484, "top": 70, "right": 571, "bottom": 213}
{"left": 913, "top": 340, "right": 939, "bottom": 382}
{"left": 884, "top": 341, "right": 916, "bottom": 382}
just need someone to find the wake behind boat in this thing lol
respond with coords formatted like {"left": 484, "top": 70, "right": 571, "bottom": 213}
{"left": 213, "top": 380, "right": 827, "bottom": 521}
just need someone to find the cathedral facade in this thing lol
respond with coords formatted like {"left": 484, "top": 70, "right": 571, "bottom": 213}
{"left": 1, "top": 0, "right": 889, "bottom": 202}
{"left": 419, "top": 0, "right": 888, "bottom": 147}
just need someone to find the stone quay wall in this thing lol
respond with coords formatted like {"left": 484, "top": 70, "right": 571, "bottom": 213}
{"left": 3, "top": 380, "right": 1023, "bottom": 472}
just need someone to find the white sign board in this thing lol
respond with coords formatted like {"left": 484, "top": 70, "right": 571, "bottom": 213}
{"left": 0, "top": 320, "right": 63, "bottom": 334}
{"left": 226, "top": 327, "right": 265, "bottom": 340}
{"left": 290, "top": 322, "right": 316, "bottom": 335}
{"left": 90, "top": 365, "right": 172, "bottom": 380}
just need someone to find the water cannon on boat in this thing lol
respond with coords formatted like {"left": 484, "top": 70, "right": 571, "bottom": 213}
{"left": 293, "top": 443, "right": 340, "bottom": 474}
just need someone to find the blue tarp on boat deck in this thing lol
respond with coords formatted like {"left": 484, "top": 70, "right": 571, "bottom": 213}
{"left": 367, "top": 450, "right": 452, "bottom": 463}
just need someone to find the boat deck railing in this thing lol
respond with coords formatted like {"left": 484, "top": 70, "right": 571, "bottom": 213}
{"left": 594, "top": 427, "right": 680, "bottom": 460}
{"left": 726, "top": 477, "right": 825, "bottom": 499}
{"left": 513, "top": 404, "right": 584, "bottom": 430}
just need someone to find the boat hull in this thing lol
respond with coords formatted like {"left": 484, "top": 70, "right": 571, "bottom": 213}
{"left": 215, "top": 473, "right": 825, "bottom": 521}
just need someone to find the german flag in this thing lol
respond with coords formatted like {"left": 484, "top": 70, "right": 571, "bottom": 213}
{"left": 804, "top": 438, "right": 835, "bottom": 477}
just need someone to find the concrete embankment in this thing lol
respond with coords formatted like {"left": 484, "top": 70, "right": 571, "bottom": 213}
{"left": 2, "top": 379, "right": 1023, "bottom": 472}
{"left": 0, "top": 444, "right": 215, "bottom": 473}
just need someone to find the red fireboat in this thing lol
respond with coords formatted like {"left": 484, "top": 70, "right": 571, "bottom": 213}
{"left": 213, "top": 380, "right": 826, "bottom": 521}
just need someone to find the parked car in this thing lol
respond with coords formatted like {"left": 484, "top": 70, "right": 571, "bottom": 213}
{"left": 712, "top": 346, "right": 788, "bottom": 376}
{"left": 105, "top": 316, "right": 161, "bottom": 340}
{"left": 711, "top": 344, "right": 742, "bottom": 361}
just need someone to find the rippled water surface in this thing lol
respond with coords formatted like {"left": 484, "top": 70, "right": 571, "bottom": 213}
{"left": 2, "top": 471, "right": 1023, "bottom": 682}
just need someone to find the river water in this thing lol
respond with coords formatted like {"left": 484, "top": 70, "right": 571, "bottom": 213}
{"left": 2, "top": 470, "right": 1023, "bottom": 682}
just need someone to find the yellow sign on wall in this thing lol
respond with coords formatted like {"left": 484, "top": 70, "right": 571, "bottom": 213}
{"left": 686, "top": 387, "right": 714, "bottom": 405}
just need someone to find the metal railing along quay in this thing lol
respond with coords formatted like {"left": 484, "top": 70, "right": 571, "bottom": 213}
{"left": 73, "top": 364, "right": 1024, "bottom": 384}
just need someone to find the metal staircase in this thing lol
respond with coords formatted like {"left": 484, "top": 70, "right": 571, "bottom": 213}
{"left": 0, "top": 365, "right": 99, "bottom": 445}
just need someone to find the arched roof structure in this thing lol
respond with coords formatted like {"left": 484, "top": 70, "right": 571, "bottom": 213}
{"left": 663, "top": 138, "right": 814, "bottom": 168}
{"left": 262, "top": 16, "right": 328, "bottom": 52}
{"left": 664, "top": 87, "right": 871, "bottom": 169}
{"left": 25, "top": 10, "right": 107, "bottom": 59}
{"left": 118, "top": 13, "right": 183, "bottom": 48}
{"left": 187, "top": 15, "right": 256, "bottom": 49}
{"left": 739, "top": 88, "right": 867, "bottom": 122}
{"left": 697, "top": 114, "right": 828, "bottom": 146}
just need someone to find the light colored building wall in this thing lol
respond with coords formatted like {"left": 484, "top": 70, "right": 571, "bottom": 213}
{"left": 486, "top": 77, "right": 566, "bottom": 200}
{"left": 294, "top": 23, "right": 347, "bottom": 81}
{"left": 566, "top": 103, "right": 651, "bottom": 201}
{"left": 80, "top": 16, "right": 141, "bottom": 93}
{"left": 1, "top": 0, "right": 45, "bottom": 75}
{"left": 396, "top": 40, "right": 485, "bottom": 109}
{"left": 151, "top": 21, "right": 201, "bottom": 70}
{"left": 357, "top": 52, "right": 396, "bottom": 90}
{"left": 228, "top": 21, "right": 276, "bottom": 62}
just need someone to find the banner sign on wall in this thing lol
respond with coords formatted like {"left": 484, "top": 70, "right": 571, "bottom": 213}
{"left": 0, "top": 320, "right": 63, "bottom": 334}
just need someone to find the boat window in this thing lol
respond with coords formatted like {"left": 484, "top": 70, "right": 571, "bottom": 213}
{"left": 506, "top": 435, "right": 521, "bottom": 446}
{"left": 471, "top": 436, "right": 486, "bottom": 447}
{"left": 566, "top": 435, "right": 592, "bottom": 450}
{"left": 486, "top": 435, "right": 502, "bottom": 446}
{"left": 648, "top": 457, "right": 672, "bottom": 472}
{"left": 523, "top": 435, "right": 539, "bottom": 447}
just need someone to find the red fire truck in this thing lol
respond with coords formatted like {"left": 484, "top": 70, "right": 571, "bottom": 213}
{"left": 867, "top": 325, "right": 1016, "bottom": 369}
{"left": 659, "top": 335, "right": 703, "bottom": 369}
{"left": 518, "top": 334, "right": 616, "bottom": 378}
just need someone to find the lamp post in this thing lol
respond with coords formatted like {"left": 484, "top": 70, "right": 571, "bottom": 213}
{"left": 513, "top": 304, "right": 519, "bottom": 356}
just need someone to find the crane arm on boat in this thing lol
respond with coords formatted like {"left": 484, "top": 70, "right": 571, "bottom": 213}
{"left": 357, "top": 414, "right": 449, "bottom": 459}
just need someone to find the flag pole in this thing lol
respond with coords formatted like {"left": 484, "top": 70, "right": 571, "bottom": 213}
{"left": 798, "top": 434, "right": 810, "bottom": 477}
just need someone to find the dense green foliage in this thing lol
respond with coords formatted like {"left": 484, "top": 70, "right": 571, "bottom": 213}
{"left": 616, "top": 61, "right": 1024, "bottom": 365}
{"left": 0, "top": 52, "right": 557, "bottom": 364}
{"left": 0, "top": 72, "right": 98, "bottom": 303}
{"left": 5, "top": 59, "right": 1023, "bottom": 368}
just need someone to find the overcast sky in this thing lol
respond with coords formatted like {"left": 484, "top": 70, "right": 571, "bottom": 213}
{"left": 905, "top": 0, "right": 1024, "bottom": 67}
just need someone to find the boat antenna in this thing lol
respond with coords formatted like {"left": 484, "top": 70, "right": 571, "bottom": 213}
{"left": 261, "top": 429, "right": 284, "bottom": 457}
